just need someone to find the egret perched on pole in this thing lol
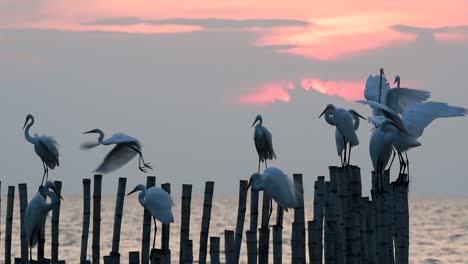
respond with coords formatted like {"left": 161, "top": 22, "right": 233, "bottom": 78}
{"left": 81, "top": 129, "right": 153, "bottom": 174}
{"left": 319, "top": 104, "right": 365, "bottom": 167}
{"left": 23, "top": 114, "right": 60, "bottom": 186}
{"left": 25, "top": 181, "right": 63, "bottom": 262}
{"left": 127, "top": 184, "right": 174, "bottom": 251}
{"left": 252, "top": 115, "right": 276, "bottom": 173}
{"left": 247, "top": 167, "right": 297, "bottom": 227}
{"left": 359, "top": 100, "right": 467, "bottom": 180}
{"left": 334, "top": 109, "right": 366, "bottom": 166}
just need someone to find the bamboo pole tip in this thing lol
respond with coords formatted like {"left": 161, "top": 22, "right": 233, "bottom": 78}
{"left": 83, "top": 179, "right": 91, "bottom": 183}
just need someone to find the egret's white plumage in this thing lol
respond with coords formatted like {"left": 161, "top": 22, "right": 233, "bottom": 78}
{"left": 23, "top": 114, "right": 60, "bottom": 185}
{"left": 335, "top": 109, "right": 365, "bottom": 162}
{"left": 252, "top": 115, "right": 276, "bottom": 172}
{"left": 81, "top": 129, "right": 153, "bottom": 174}
{"left": 364, "top": 70, "right": 390, "bottom": 104}
{"left": 128, "top": 184, "right": 174, "bottom": 249}
{"left": 25, "top": 181, "right": 62, "bottom": 261}
{"left": 248, "top": 167, "right": 296, "bottom": 226}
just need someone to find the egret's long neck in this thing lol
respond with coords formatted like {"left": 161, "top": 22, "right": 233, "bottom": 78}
{"left": 324, "top": 111, "right": 336, "bottom": 126}
{"left": 44, "top": 190, "right": 60, "bottom": 212}
{"left": 138, "top": 189, "right": 147, "bottom": 208}
{"left": 24, "top": 118, "right": 35, "bottom": 144}
{"left": 396, "top": 79, "right": 400, "bottom": 88}
{"left": 96, "top": 130, "right": 104, "bottom": 143}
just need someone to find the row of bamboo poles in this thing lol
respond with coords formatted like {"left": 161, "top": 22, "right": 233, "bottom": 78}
{"left": 0, "top": 165, "right": 409, "bottom": 263}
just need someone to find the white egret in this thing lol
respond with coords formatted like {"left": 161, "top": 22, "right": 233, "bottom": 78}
{"left": 319, "top": 104, "right": 364, "bottom": 167}
{"left": 25, "top": 181, "right": 63, "bottom": 261}
{"left": 81, "top": 129, "right": 153, "bottom": 174}
{"left": 247, "top": 167, "right": 297, "bottom": 226}
{"left": 23, "top": 114, "right": 60, "bottom": 186}
{"left": 359, "top": 100, "right": 467, "bottom": 179}
{"left": 128, "top": 184, "right": 174, "bottom": 250}
{"left": 252, "top": 115, "right": 276, "bottom": 173}
{"left": 334, "top": 109, "right": 366, "bottom": 166}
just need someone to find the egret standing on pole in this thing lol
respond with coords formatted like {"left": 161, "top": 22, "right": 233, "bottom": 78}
{"left": 23, "top": 114, "right": 60, "bottom": 186}
{"left": 334, "top": 109, "right": 366, "bottom": 166}
{"left": 81, "top": 129, "right": 153, "bottom": 174}
{"left": 25, "top": 181, "right": 63, "bottom": 262}
{"left": 252, "top": 115, "right": 276, "bottom": 173}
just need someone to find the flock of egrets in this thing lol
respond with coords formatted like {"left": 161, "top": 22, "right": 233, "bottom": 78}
{"left": 21, "top": 68, "right": 466, "bottom": 261}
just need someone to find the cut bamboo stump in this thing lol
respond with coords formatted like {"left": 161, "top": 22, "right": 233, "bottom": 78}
{"left": 358, "top": 197, "right": 370, "bottom": 264}
{"left": 129, "top": 252, "right": 140, "bottom": 264}
{"left": 179, "top": 184, "right": 192, "bottom": 264}
{"left": 209, "top": 237, "right": 220, "bottom": 264}
{"left": 106, "top": 177, "right": 127, "bottom": 263}
{"left": 246, "top": 188, "right": 259, "bottom": 264}
{"left": 51, "top": 181, "right": 63, "bottom": 263}
{"left": 198, "top": 181, "right": 214, "bottom": 264}
{"left": 272, "top": 206, "right": 283, "bottom": 264}
{"left": 366, "top": 199, "right": 377, "bottom": 264}
{"left": 141, "top": 176, "right": 156, "bottom": 264}
{"left": 18, "top": 183, "right": 28, "bottom": 262}
{"left": 160, "top": 183, "right": 172, "bottom": 264}
{"left": 182, "top": 240, "right": 193, "bottom": 264}
{"left": 80, "top": 179, "right": 91, "bottom": 264}
{"left": 224, "top": 230, "right": 235, "bottom": 264}
{"left": 310, "top": 176, "right": 325, "bottom": 264}
{"left": 258, "top": 192, "right": 270, "bottom": 264}
{"left": 5, "top": 186, "right": 15, "bottom": 264}
{"left": 92, "top": 175, "right": 102, "bottom": 264}
{"left": 392, "top": 176, "right": 409, "bottom": 264}
{"left": 291, "top": 173, "right": 306, "bottom": 264}
{"left": 234, "top": 180, "right": 248, "bottom": 264}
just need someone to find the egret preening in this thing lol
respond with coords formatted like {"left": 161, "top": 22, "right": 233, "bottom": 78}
{"left": 247, "top": 167, "right": 297, "bottom": 227}
{"left": 319, "top": 104, "right": 364, "bottom": 167}
{"left": 360, "top": 100, "right": 467, "bottom": 179}
{"left": 81, "top": 129, "right": 153, "bottom": 174}
{"left": 252, "top": 115, "right": 276, "bottom": 173}
{"left": 334, "top": 109, "right": 366, "bottom": 166}
{"left": 25, "top": 181, "right": 63, "bottom": 261}
{"left": 23, "top": 114, "right": 60, "bottom": 186}
{"left": 128, "top": 184, "right": 174, "bottom": 250}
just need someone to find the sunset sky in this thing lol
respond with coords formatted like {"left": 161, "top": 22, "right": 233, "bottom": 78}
{"left": 1, "top": 0, "right": 467, "bottom": 197}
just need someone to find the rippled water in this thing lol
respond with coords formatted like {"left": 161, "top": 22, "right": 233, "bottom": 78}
{"left": 0, "top": 196, "right": 466, "bottom": 263}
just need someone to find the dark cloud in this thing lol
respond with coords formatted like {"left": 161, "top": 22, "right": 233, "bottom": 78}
{"left": 84, "top": 17, "right": 311, "bottom": 29}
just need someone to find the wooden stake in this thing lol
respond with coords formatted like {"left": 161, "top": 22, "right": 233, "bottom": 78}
{"left": 182, "top": 240, "right": 193, "bottom": 264}
{"left": 224, "top": 230, "right": 235, "bottom": 264}
{"left": 291, "top": 174, "right": 306, "bottom": 263}
{"left": 51, "top": 181, "right": 63, "bottom": 261}
{"left": 5, "top": 186, "right": 15, "bottom": 264}
{"left": 258, "top": 192, "right": 270, "bottom": 264}
{"left": 142, "top": 176, "right": 156, "bottom": 264}
{"left": 18, "top": 183, "right": 28, "bottom": 261}
{"left": 198, "top": 181, "right": 214, "bottom": 264}
{"left": 247, "top": 188, "right": 259, "bottom": 264}
{"left": 179, "top": 184, "right": 192, "bottom": 264}
{"left": 129, "top": 252, "right": 140, "bottom": 264}
{"left": 161, "top": 183, "right": 172, "bottom": 264}
{"left": 80, "top": 179, "right": 91, "bottom": 263}
{"left": 92, "top": 174, "right": 102, "bottom": 264}
{"left": 234, "top": 180, "right": 248, "bottom": 263}
{"left": 209, "top": 237, "right": 220, "bottom": 264}
{"left": 272, "top": 206, "right": 283, "bottom": 264}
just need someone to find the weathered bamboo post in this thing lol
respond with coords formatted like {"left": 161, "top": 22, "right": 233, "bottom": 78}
{"left": 160, "top": 183, "right": 172, "bottom": 264}
{"left": 142, "top": 176, "right": 156, "bottom": 264}
{"left": 179, "top": 184, "right": 192, "bottom": 264}
{"left": 92, "top": 174, "right": 103, "bottom": 264}
{"left": 324, "top": 181, "right": 337, "bottom": 264}
{"left": 335, "top": 167, "right": 349, "bottom": 260}
{"left": 291, "top": 173, "right": 306, "bottom": 263}
{"left": 198, "top": 181, "right": 214, "bottom": 264}
{"left": 272, "top": 205, "right": 283, "bottom": 264}
{"left": 258, "top": 192, "right": 270, "bottom": 264}
{"left": 310, "top": 176, "right": 325, "bottom": 264}
{"left": 392, "top": 177, "right": 409, "bottom": 264}
{"left": 246, "top": 187, "right": 259, "bottom": 264}
{"left": 358, "top": 197, "right": 370, "bottom": 264}
{"left": 367, "top": 199, "right": 377, "bottom": 264}
{"left": 106, "top": 177, "right": 127, "bottom": 263}
{"left": 234, "top": 180, "right": 248, "bottom": 263}
{"left": 209, "top": 237, "right": 220, "bottom": 264}
{"left": 51, "top": 181, "right": 63, "bottom": 263}
{"left": 384, "top": 173, "right": 395, "bottom": 264}
{"left": 372, "top": 171, "right": 390, "bottom": 264}
{"left": 224, "top": 230, "right": 235, "bottom": 264}
{"left": 5, "top": 186, "right": 15, "bottom": 264}
{"left": 80, "top": 179, "right": 91, "bottom": 264}
{"left": 129, "top": 252, "right": 140, "bottom": 264}
{"left": 182, "top": 240, "right": 193, "bottom": 264}
{"left": 18, "top": 183, "right": 28, "bottom": 262}
{"left": 347, "top": 167, "right": 362, "bottom": 264}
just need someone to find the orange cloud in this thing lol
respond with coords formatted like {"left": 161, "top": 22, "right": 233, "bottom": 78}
{"left": 234, "top": 82, "right": 292, "bottom": 105}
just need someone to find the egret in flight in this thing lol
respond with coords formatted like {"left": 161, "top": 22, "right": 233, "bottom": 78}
{"left": 81, "top": 129, "right": 153, "bottom": 174}
{"left": 128, "top": 184, "right": 174, "bottom": 250}
{"left": 25, "top": 181, "right": 63, "bottom": 261}
{"left": 319, "top": 104, "right": 364, "bottom": 167}
{"left": 252, "top": 115, "right": 276, "bottom": 173}
{"left": 23, "top": 114, "right": 60, "bottom": 186}
{"left": 359, "top": 100, "right": 467, "bottom": 180}
{"left": 247, "top": 167, "right": 296, "bottom": 227}
{"left": 334, "top": 109, "right": 366, "bottom": 166}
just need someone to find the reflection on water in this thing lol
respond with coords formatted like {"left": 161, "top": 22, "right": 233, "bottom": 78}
{"left": 0, "top": 197, "right": 466, "bottom": 263}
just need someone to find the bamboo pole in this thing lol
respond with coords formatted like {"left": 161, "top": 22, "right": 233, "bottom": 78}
{"left": 392, "top": 177, "right": 409, "bottom": 264}
{"left": 224, "top": 230, "right": 235, "bottom": 264}
{"left": 323, "top": 181, "right": 337, "bottom": 264}
{"left": 372, "top": 171, "right": 390, "bottom": 264}
{"left": 310, "top": 176, "right": 325, "bottom": 264}
{"left": 359, "top": 197, "right": 370, "bottom": 264}
{"left": 182, "top": 240, "right": 193, "bottom": 264}
{"left": 142, "top": 176, "right": 156, "bottom": 264}
{"left": 291, "top": 173, "right": 306, "bottom": 263}
{"left": 247, "top": 188, "right": 259, "bottom": 264}
{"left": 18, "top": 183, "right": 28, "bottom": 261}
{"left": 209, "top": 237, "right": 220, "bottom": 264}
{"left": 367, "top": 200, "right": 377, "bottom": 264}
{"left": 179, "top": 184, "right": 192, "bottom": 264}
{"left": 245, "top": 231, "right": 257, "bottom": 264}
{"left": 92, "top": 174, "right": 103, "bottom": 264}
{"left": 198, "top": 181, "right": 214, "bottom": 264}
{"left": 80, "top": 179, "right": 91, "bottom": 263}
{"left": 234, "top": 180, "right": 248, "bottom": 263}
{"left": 272, "top": 205, "right": 283, "bottom": 264}
{"left": 110, "top": 177, "right": 127, "bottom": 261}
{"left": 51, "top": 181, "right": 63, "bottom": 262}
{"left": 5, "top": 186, "right": 15, "bottom": 264}
{"left": 129, "top": 252, "right": 140, "bottom": 264}
{"left": 258, "top": 192, "right": 270, "bottom": 264}
{"left": 160, "top": 183, "right": 171, "bottom": 264}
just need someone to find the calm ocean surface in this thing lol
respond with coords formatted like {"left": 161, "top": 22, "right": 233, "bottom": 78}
{"left": 0, "top": 196, "right": 466, "bottom": 264}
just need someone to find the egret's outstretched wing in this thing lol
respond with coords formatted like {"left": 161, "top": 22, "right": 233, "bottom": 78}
{"left": 385, "top": 88, "right": 431, "bottom": 114}
{"left": 402, "top": 102, "right": 467, "bottom": 138}
{"left": 356, "top": 100, "right": 406, "bottom": 129}
{"left": 36, "top": 136, "right": 60, "bottom": 168}
{"left": 364, "top": 75, "right": 390, "bottom": 102}
{"left": 101, "top": 133, "right": 140, "bottom": 146}
{"left": 95, "top": 144, "right": 138, "bottom": 174}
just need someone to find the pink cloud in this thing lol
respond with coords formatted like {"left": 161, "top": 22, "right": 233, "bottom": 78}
{"left": 234, "top": 82, "right": 293, "bottom": 105}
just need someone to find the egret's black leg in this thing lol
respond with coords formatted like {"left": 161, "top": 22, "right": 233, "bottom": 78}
{"left": 340, "top": 154, "right": 343, "bottom": 167}
{"left": 405, "top": 151, "right": 410, "bottom": 180}
{"left": 397, "top": 152, "right": 404, "bottom": 175}
{"left": 348, "top": 145, "right": 352, "bottom": 166}
{"left": 265, "top": 159, "right": 268, "bottom": 170}
{"left": 343, "top": 137, "right": 347, "bottom": 168}
{"left": 130, "top": 146, "right": 153, "bottom": 172}
{"left": 267, "top": 199, "right": 273, "bottom": 227}
{"left": 152, "top": 217, "right": 157, "bottom": 250}
{"left": 258, "top": 157, "right": 261, "bottom": 173}
{"left": 41, "top": 162, "right": 47, "bottom": 186}
{"left": 388, "top": 148, "right": 396, "bottom": 170}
